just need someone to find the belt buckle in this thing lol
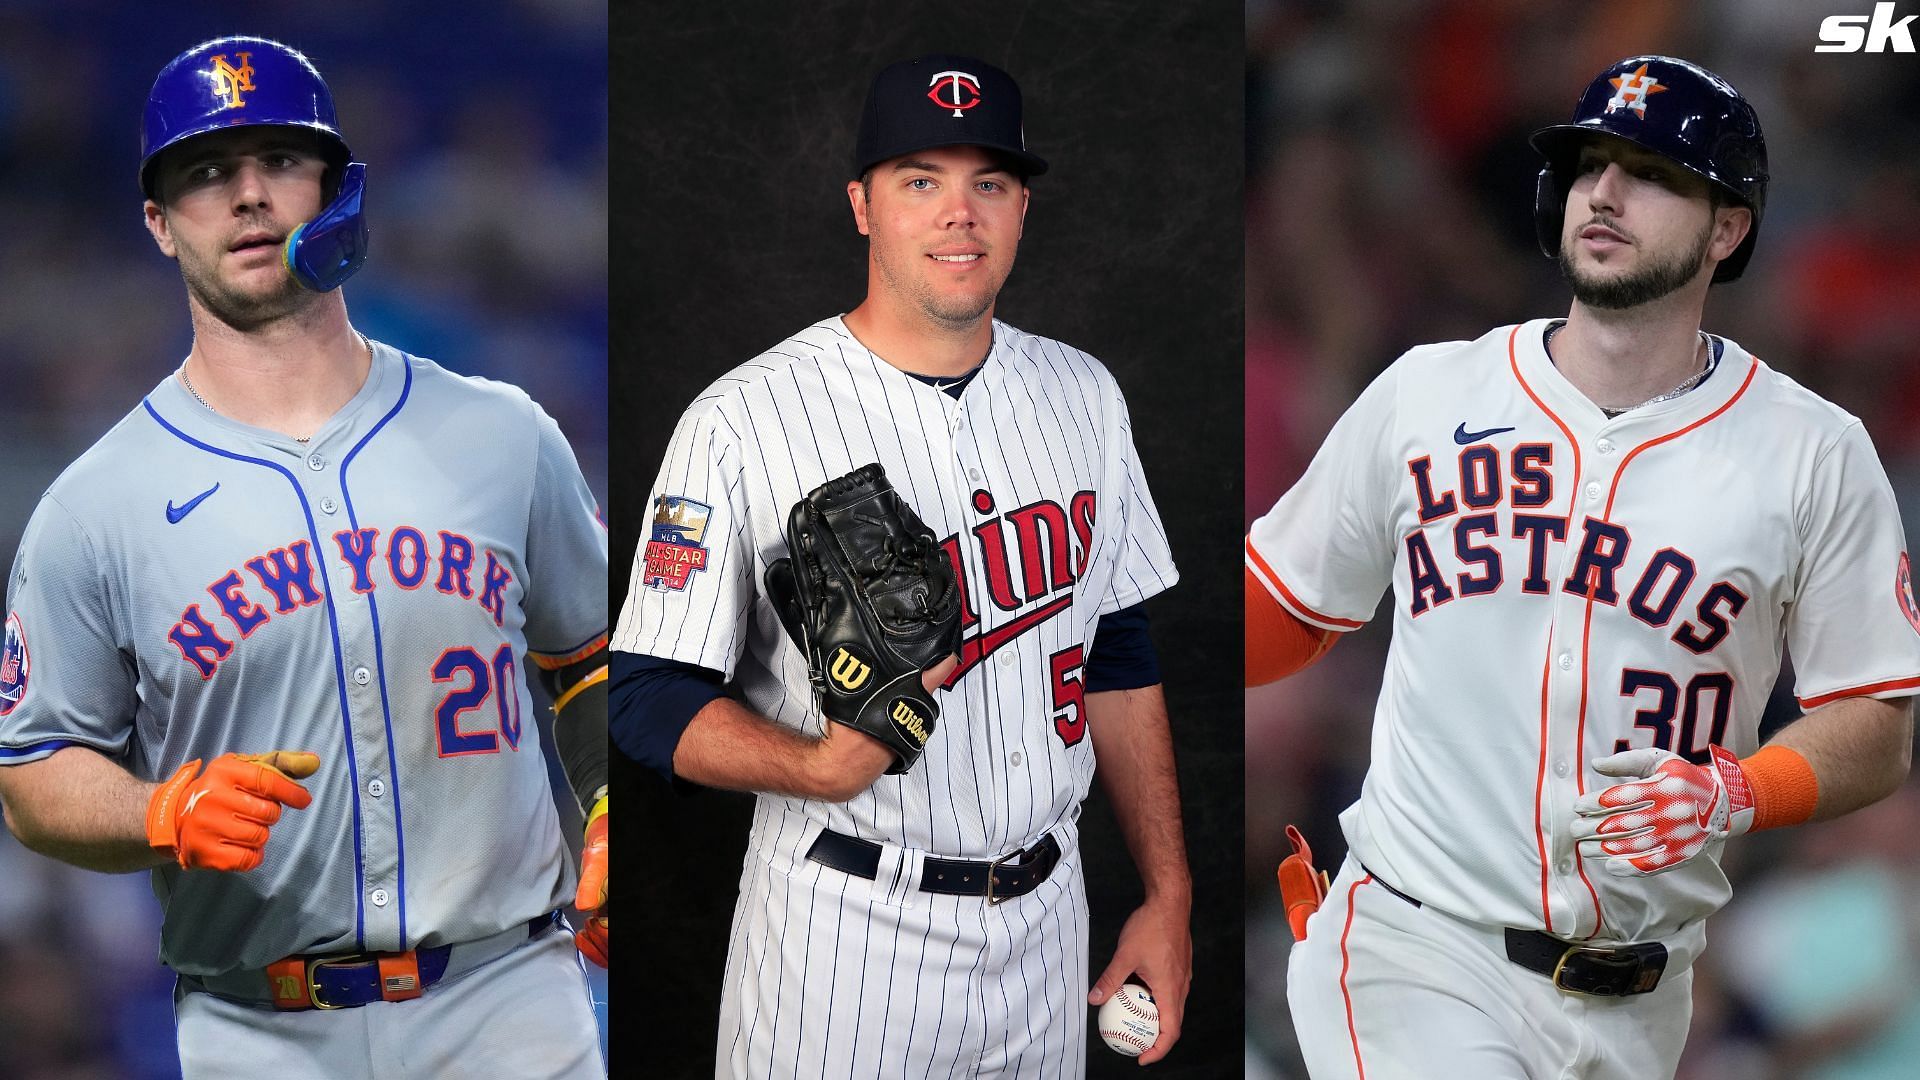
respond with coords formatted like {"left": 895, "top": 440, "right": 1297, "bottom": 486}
{"left": 303, "top": 953, "right": 367, "bottom": 1010}
{"left": 1550, "top": 944, "right": 1636, "bottom": 997}
{"left": 986, "top": 847, "right": 1021, "bottom": 905}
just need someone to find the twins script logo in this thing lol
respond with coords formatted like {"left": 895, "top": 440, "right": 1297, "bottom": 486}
{"left": 927, "top": 71, "right": 982, "bottom": 118}
{"left": 208, "top": 52, "right": 256, "bottom": 110}
{"left": 1604, "top": 63, "right": 1668, "bottom": 118}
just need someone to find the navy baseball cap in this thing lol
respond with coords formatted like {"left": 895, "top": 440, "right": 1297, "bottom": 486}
{"left": 854, "top": 54, "right": 1048, "bottom": 178}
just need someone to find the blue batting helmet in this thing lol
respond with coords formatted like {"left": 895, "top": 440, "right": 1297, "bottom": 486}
{"left": 140, "top": 36, "right": 368, "bottom": 292}
{"left": 1530, "top": 55, "right": 1767, "bottom": 283}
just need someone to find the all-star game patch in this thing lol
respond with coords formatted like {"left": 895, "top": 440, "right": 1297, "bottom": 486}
{"left": 644, "top": 495, "right": 713, "bottom": 592}
{"left": 0, "top": 612, "right": 28, "bottom": 716}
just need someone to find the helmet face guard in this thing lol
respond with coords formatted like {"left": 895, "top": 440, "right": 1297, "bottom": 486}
{"left": 142, "top": 37, "right": 368, "bottom": 292}
{"left": 1531, "top": 56, "right": 1767, "bottom": 284}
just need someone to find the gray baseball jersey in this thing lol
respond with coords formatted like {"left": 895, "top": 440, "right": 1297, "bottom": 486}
{"left": 613, "top": 316, "right": 1177, "bottom": 1074}
{"left": 0, "top": 341, "right": 608, "bottom": 976}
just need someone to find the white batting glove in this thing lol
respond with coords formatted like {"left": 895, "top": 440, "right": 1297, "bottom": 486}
{"left": 1571, "top": 746, "right": 1755, "bottom": 876}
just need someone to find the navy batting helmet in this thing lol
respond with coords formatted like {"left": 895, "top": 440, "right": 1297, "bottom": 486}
{"left": 140, "top": 37, "right": 368, "bottom": 292}
{"left": 1531, "top": 55, "right": 1767, "bottom": 284}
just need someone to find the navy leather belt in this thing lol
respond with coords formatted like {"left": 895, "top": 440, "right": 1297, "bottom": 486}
{"left": 188, "top": 911, "right": 561, "bottom": 1010}
{"left": 807, "top": 829, "right": 1061, "bottom": 904}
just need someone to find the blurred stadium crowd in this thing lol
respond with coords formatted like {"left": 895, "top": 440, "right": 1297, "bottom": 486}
{"left": 0, "top": 3, "right": 606, "bottom": 1077}
{"left": 1247, "top": 2, "right": 1920, "bottom": 1078}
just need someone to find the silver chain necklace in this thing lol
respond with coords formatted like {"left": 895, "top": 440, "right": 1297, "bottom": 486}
{"left": 176, "top": 333, "right": 371, "bottom": 444}
{"left": 1546, "top": 323, "right": 1716, "bottom": 417}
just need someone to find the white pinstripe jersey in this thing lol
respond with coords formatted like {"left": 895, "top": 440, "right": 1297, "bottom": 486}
{"left": 1248, "top": 320, "right": 1920, "bottom": 947}
{"left": 614, "top": 316, "right": 1178, "bottom": 858}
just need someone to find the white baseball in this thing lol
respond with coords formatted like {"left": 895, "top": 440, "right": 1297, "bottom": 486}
{"left": 1097, "top": 982, "right": 1159, "bottom": 1057}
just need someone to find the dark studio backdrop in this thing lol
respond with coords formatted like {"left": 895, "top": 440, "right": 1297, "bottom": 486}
{"left": 608, "top": 2, "right": 1243, "bottom": 1075}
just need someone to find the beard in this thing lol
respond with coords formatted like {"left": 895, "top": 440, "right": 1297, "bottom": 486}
{"left": 1558, "top": 215, "right": 1714, "bottom": 310}
{"left": 174, "top": 228, "right": 314, "bottom": 332}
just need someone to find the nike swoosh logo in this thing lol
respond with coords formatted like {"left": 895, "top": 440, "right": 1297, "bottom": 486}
{"left": 166, "top": 484, "right": 221, "bottom": 525}
{"left": 1453, "top": 423, "right": 1516, "bottom": 445}
{"left": 184, "top": 789, "right": 209, "bottom": 817}
{"left": 946, "top": 594, "right": 1076, "bottom": 684}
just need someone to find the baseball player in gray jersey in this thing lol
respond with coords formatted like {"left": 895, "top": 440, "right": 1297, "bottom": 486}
{"left": 0, "top": 37, "right": 609, "bottom": 1078}
{"left": 612, "top": 55, "right": 1192, "bottom": 1076}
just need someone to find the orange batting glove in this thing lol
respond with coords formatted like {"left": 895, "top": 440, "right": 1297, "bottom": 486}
{"left": 574, "top": 790, "right": 608, "bottom": 967}
{"left": 1571, "top": 746, "right": 1753, "bottom": 876}
{"left": 145, "top": 751, "right": 320, "bottom": 872}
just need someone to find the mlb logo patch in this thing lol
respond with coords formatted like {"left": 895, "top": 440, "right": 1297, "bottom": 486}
{"left": 0, "top": 612, "right": 28, "bottom": 716}
{"left": 644, "top": 496, "right": 713, "bottom": 592}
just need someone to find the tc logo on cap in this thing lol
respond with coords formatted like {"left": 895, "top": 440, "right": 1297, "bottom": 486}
{"left": 1604, "top": 63, "right": 1667, "bottom": 118}
{"left": 209, "top": 52, "right": 257, "bottom": 110}
{"left": 927, "top": 70, "right": 982, "bottom": 118}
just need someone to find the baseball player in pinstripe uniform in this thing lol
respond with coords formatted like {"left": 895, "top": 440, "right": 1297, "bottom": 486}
{"left": 1249, "top": 56, "right": 1920, "bottom": 1078}
{"left": 612, "top": 55, "right": 1193, "bottom": 1075}
{"left": 0, "top": 38, "right": 608, "bottom": 1078}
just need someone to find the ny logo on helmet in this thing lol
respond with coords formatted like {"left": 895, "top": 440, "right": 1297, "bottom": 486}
{"left": 927, "top": 71, "right": 982, "bottom": 118}
{"left": 208, "top": 52, "right": 256, "bottom": 110}
{"left": 1605, "top": 64, "right": 1668, "bottom": 118}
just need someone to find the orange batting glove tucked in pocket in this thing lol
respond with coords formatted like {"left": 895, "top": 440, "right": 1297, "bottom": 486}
{"left": 574, "top": 792, "right": 608, "bottom": 967}
{"left": 145, "top": 751, "right": 320, "bottom": 872}
{"left": 1276, "top": 825, "right": 1330, "bottom": 942}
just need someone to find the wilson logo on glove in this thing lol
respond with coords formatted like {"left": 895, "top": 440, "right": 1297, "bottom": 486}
{"left": 766, "top": 464, "right": 963, "bottom": 774}
{"left": 889, "top": 699, "right": 932, "bottom": 749}
{"left": 830, "top": 647, "right": 874, "bottom": 692}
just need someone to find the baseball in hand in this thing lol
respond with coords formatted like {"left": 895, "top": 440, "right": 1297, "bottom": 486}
{"left": 1097, "top": 983, "right": 1159, "bottom": 1057}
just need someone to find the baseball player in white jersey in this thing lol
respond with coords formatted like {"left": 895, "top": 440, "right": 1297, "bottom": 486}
{"left": 611, "top": 55, "right": 1193, "bottom": 1075}
{"left": 1248, "top": 56, "right": 1920, "bottom": 1079}
{"left": 0, "top": 38, "right": 609, "bottom": 1078}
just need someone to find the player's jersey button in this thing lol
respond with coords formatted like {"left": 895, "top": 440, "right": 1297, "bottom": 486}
{"left": 1596, "top": 439, "right": 1615, "bottom": 454}
{"left": 353, "top": 666, "right": 372, "bottom": 685}
{"left": 1010, "top": 751, "right": 1023, "bottom": 766}
{"left": 320, "top": 497, "right": 339, "bottom": 515}
{"left": 1557, "top": 653, "right": 1572, "bottom": 670}
{"left": 968, "top": 469, "right": 982, "bottom": 481}
{"left": 998, "top": 652, "right": 1016, "bottom": 667}
{"left": 371, "top": 889, "right": 389, "bottom": 907}
{"left": 367, "top": 778, "right": 385, "bottom": 797}
{"left": 1554, "top": 759, "right": 1569, "bottom": 777}
{"left": 1584, "top": 482, "right": 1601, "bottom": 502}
{"left": 1557, "top": 859, "right": 1573, "bottom": 874}
{"left": 306, "top": 453, "right": 326, "bottom": 472}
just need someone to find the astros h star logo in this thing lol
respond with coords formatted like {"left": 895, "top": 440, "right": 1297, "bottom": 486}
{"left": 1604, "top": 63, "right": 1667, "bottom": 118}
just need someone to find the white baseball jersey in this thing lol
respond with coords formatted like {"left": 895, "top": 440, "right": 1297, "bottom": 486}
{"left": 0, "top": 342, "right": 609, "bottom": 981}
{"left": 613, "top": 315, "right": 1177, "bottom": 1076}
{"left": 1259, "top": 320, "right": 1920, "bottom": 1080}
{"left": 1249, "top": 319, "right": 1920, "bottom": 948}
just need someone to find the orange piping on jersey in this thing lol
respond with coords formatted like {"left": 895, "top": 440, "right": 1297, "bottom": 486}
{"left": 1340, "top": 875, "right": 1370, "bottom": 1080}
{"left": 1798, "top": 674, "right": 1920, "bottom": 710}
{"left": 1245, "top": 536, "right": 1365, "bottom": 630}
{"left": 1508, "top": 324, "right": 1584, "bottom": 933}
{"left": 531, "top": 631, "right": 609, "bottom": 670}
{"left": 1570, "top": 355, "right": 1760, "bottom": 934}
